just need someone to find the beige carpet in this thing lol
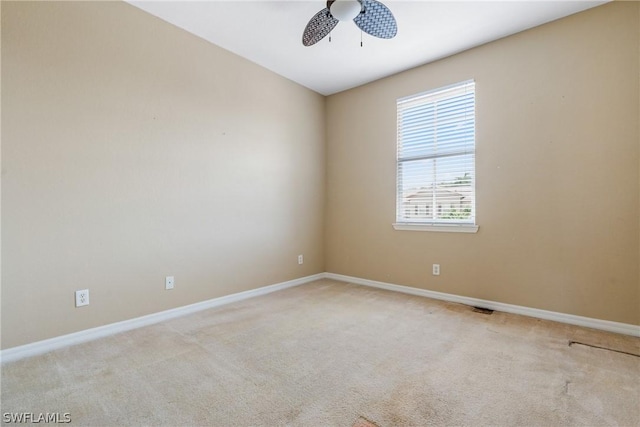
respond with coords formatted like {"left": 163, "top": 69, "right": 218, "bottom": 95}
{"left": 2, "top": 279, "right": 639, "bottom": 426}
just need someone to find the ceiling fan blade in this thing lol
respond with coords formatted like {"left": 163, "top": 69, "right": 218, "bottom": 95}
{"left": 302, "top": 8, "right": 339, "bottom": 46}
{"left": 353, "top": 0, "right": 397, "bottom": 39}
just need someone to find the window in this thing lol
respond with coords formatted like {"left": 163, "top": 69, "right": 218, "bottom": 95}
{"left": 394, "top": 80, "right": 477, "bottom": 233}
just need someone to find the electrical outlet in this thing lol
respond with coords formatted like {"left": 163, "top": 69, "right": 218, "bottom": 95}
{"left": 298, "top": 255, "right": 304, "bottom": 265}
{"left": 75, "top": 289, "right": 90, "bottom": 307}
{"left": 165, "top": 276, "right": 174, "bottom": 290}
{"left": 432, "top": 264, "right": 440, "bottom": 276}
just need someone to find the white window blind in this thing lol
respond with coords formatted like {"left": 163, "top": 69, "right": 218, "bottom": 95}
{"left": 396, "top": 80, "right": 476, "bottom": 226}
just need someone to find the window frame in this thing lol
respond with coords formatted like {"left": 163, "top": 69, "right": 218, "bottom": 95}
{"left": 393, "top": 80, "right": 478, "bottom": 233}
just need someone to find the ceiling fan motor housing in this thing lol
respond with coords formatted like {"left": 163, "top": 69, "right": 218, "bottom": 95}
{"left": 328, "top": 0, "right": 363, "bottom": 21}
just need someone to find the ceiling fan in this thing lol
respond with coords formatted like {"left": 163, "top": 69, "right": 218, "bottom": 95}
{"left": 302, "top": 0, "right": 397, "bottom": 47}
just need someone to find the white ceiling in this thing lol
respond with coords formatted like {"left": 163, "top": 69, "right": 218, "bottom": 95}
{"left": 128, "top": 0, "right": 608, "bottom": 95}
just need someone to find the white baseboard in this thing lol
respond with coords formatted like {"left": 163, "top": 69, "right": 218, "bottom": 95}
{"left": 324, "top": 273, "right": 640, "bottom": 338}
{"left": 3, "top": 271, "right": 638, "bottom": 363}
{"left": 0, "top": 273, "right": 324, "bottom": 364}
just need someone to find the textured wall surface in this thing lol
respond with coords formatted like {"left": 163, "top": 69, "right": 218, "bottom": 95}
{"left": 325, "top": 2, "right": 639, "bottom": 325}
{"left": 2, "top": 1, "right": 326, "bottom": 348}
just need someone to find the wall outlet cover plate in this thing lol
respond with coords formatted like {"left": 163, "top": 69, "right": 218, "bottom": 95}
{"left": 75, "top": 289, "right": 90, "bottom": 307}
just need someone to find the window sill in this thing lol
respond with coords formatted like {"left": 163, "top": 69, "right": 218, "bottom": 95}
{"left": 392, "top": 223, "right": 479, "bottom": 233}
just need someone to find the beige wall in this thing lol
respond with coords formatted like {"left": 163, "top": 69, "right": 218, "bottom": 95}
{"left": 326, "top": 2, "right": 640, "bottom": 325}
{"left": 3, "top": 1, "right": 639, "bottom": 351}
{"left": 1, "top": 1, "right": 325, "bottom": 349}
